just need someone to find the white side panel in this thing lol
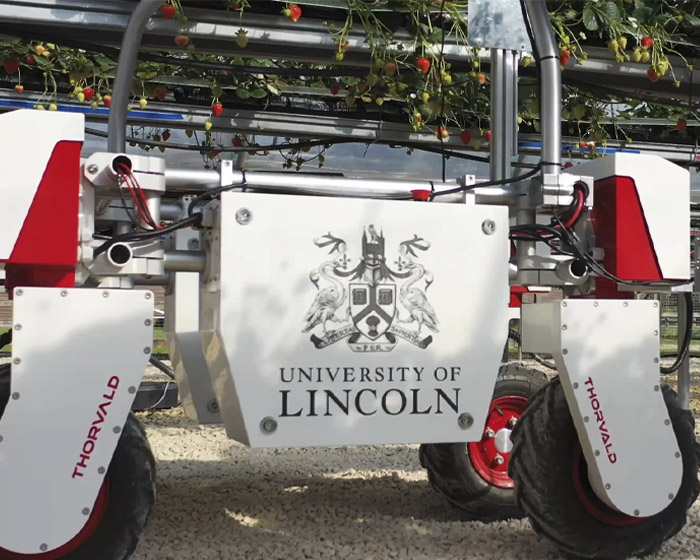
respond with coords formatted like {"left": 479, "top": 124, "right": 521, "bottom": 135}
{"left": 573, "top": 153, "right": 690, "bottom": 279}
{"left": 0, "top": 110, "right": 85, "bottom": 259}
{"left": 523, "top": 300, "right": 682, "bottom": 517}
{"left": 206, "top": 193, "right": 510, "bottom": 448}
{"left": 0, "top": 288, "right": 152, "bottom": 554}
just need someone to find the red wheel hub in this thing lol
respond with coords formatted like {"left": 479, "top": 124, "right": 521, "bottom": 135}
{"left": 572, "top": 446, "right": 647, "bottom": 527}
{"left": 469, "top": 395, "right": 528, "bottom": 489}
{"left": 0, "top": 478, "right": 110, "bottom": 559}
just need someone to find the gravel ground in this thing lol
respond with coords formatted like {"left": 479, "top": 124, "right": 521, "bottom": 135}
{"left": 130, "top": 360, "right": 700, "bottom": 560}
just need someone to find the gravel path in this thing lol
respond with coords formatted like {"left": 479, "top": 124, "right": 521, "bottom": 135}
{"left": 131, "top": 361, "right": 700, "bottom": 560}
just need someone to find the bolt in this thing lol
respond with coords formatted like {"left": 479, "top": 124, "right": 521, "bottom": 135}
{"left": 145, "top": 293, "right": 152, "bottom": 300}
{"left": 11, "top": 392, "right": 19, "bottom": 400}
{"left": 654, "top": 385, "right": 660, "bottom": 391}
{"left": 236, "top": 208, "right": 253, "bottom": 225}
{"left": 562, "top": 325, "right": 568, "bottom": 331}
{"left": 144, "top": 347, "right": 151, "bottom": 354}
{"left": 664, "top": 419, "right": 671, "bottom": 426}
{"left": 675, "top": 451, "right": 681, "bottom": 458}
{"left": 508, "top": 417, "right": 518, "bottom": 428}
{"left": 623, "top": 302, "right": 629, "bottom": 307}
{"left": 605, "top": 483, "right": 611, "bottom": 490}
{"left": 113, "top": 426, "right": 121, "bottom": 434}
{"left": 87, "top": 164, "right": 99, "bottom": 174}
{"left": 583, "top": 416, "right": 589, "bottom": 423}
{"left": 653, "top": 302, "right": 659, "bottom": 308}
{"left": 145, "top": 319, "right": 152, "bottom": 326}
{"left": 102, "top": 291, "right": 109, "bottom": 298}
{"left": 207, "top": 399, "right": 220, "bottom": 413}
{"left": 15, "top": 289, "right": 22, "bottom": 297}
{"left": 187, "top": 238, "right": 200, "bottom": 250}
{"left": 60, "top": 290, "right": 68, "bottom": 297}
{"left": 13, "top": 324, "right": 21, "bottom": 331}
{"left": 573, "top": 382, "right": 579, "bottom": 389}
{"left": 562, "top": 301, "right": 568, "bottom": 307}
{"left": 485, "top": 428, "right": 496, "bottom": 438}
{"left": 458, "top": 413, "right": 474, "bottom": 429}
{"left": 128, "top": 386, "right": 137, "bottom": 394}
{"left": 260, "top": 417, "right": 278, "bottom": 434}
{"left": 82, "top": 508, "right": 90, "bottom": 515}
{"left": 593, "top": 301, "right": 598, "bottom": 307}
{"left": 98, "top": 467, "right": 106, "bottom": 474}
{"left": 481, "top": 220, "right": 496, "bottom": 235}
{"left": 653, "top": 330, "right": 659, "bottom": 336}
{"left": 493, "top": 455, "right": 505, "bottom": 466}
{"left": 562, "top": 348, "right": 568, "bottom": 355}
{"left": 654, "top": 357, "right": 659, "bottom": 363}
{"left": 634, "top": 509, "right": 640, "bottom": 516}
{"left": 40, "top": 543, "right": 48, "bottom": 552}
{"left": 12, "top": 358, "right": 20, "bottom": 365}
{"left": 594, "top": 450, "right": 600, "bottom": 457}
{"left": 668, "top": 493, "right": 674, "bottom": 500}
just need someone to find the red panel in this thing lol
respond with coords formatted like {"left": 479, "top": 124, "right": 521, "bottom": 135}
{"left": 2, "top": 141, "right": 82, "bottom": 294}
{"left": 509, "top": 286, "right": 528, "bottom": 308}
{"left": 591, "top": 176, "right": 662, "bottom": 297}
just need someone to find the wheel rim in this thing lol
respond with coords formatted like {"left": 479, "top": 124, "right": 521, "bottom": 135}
{"left": 0, "top": 478, "right": 110, "bottom": 559}
{"left": 468, "top": 395, "right": 528, "bottom": 489}
{"left": 572, "top": 446, "right": 647, "bottom": 527}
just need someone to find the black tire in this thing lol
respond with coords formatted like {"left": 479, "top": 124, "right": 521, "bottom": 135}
{"left": 420, "top": 363, "right": 549, "bottom": 521}
{"left": 0, "top": 364, "right": 156, "bottom": 560}
{"left": 509, "top": 377, "right": 700, "bottom": 560}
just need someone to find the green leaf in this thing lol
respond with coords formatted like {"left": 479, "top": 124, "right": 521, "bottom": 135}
{"left": 632, "top": 6, "right": 653, "bottom": 24}
{"left": 235, "top": 88, "right": 251, "bottom": 99}
{"left": 250, "top": 88, "right": 267, "bottom": 98}
{"left": 603, "top": 1, "right": 620, "bottom": 20}
{"left": 583, "top": 2, "right": 599, "bottom": 31}
{"left": 684, "top": 14, "right": 700, "bottom": 26}
{"left": 266, "top": 83, "right": 280, "bottom": 95}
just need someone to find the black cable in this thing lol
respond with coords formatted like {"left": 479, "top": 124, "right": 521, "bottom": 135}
{"left": 149, "top": 355, "right": 176, "bottom": 380}
{"left": 0, "top": 330, "right": 11, "bottom": 352}
{"left": 187, "top": 180, "right": 248, "bottom": 221}
{"left": 661, "top": 292, "right": 693, "bottom": 375}
{"left": 431, "top": 163, "right": 542, "bottom": 198}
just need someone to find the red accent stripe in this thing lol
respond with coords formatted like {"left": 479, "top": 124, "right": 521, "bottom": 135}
{"left": 2, "top": 141, "right": 82, "bottom": 294}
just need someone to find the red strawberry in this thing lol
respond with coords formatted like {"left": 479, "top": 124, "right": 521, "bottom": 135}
{"left": 579, "top": 141, "right": 588, "bottom": 150}
{"left": 162, "top": 130, "right": 171, "bottom": 141}
{"left": 436, "top": 127, "right": 449, "bottom": 140}
{"left": 330, "top": 85, "right": 340, "bottom": 95}
{"left": 564, "top": 162, "right": 574, "bottom": 169}
{"left": 416, "top": 57, "right": 431, "bottom": 75}
{"left": 484, "top": 130, "right": 492, "bottom": 142}
{"left": 4, "top": 59, "right": 20, "bottom": 74}
{"left": 289, "top": 5, "right": 302, "bottom": 22}
{"left": 103, "top": 95, "right": 112, "bottom": 108}
{"left": 647, "top": 68, "right": 659, "bottom": 83}
{"left": 560, "top": 50, "right": 572, "bottom": 66}
{"left": 384, "top": 62, "right": 397, "bottom": 76}
{"left": 233, "top": 137, "right": 244, "bottom": 148}
{"left": 212, "top": 103, "right": 224, "bottom": 117}
{"left": 460, "top": 131, "right": 472, "bottom": 146}
{"left": 14, "top": 84, "right": 23, "bottom": 94}
{"left": 154, "top": 87, "right": 168, "bottom": 101}
{"left": 678, "top": 120, "right": 687, "bottom": 133}
{"left": 477, "top": 72, "right": 487, "bottom": 84}
{"left": 26, "top": 56, "right": 36, "bottom": 65}
{"left": 83, "top": 88, "right": 95, "bottom": 102}
{"left": 175, "top": 35, "right": 189, "bottom": 47}
{"left": 641, "top": 36, "right": 653, "bottom": 49}
{"left": 161, "top": 4, "right": 176, "bottom": 19}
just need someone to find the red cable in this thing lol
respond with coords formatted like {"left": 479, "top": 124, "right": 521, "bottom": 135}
{"left": 119, "top": 170, "right": 152, "bottom": 226}
{"left": 127, "top": 168, "right": 161, "bottom": 229}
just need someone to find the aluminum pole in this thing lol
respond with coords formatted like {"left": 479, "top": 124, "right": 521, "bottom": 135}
{"left": 107, "top": 0, "right": 162, "bottom": 153}
{"left": 677, "top": 295, "right": 691, "bottom": 410}
{"left": 490, "top": 49, "right": 506, "bottom": 181}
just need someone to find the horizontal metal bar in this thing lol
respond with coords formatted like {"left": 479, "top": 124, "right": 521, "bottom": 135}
{"left": 163, "top": 250, "right": 206, "bottom": 273}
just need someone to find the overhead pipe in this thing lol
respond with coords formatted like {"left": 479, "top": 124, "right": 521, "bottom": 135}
{"left": 107, "top": 0, "right": 162, "bottom": 153}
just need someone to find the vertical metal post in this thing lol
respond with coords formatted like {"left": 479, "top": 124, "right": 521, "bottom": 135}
{"left": 107, "top": 0, "right": 162, "bottom": 153}
{"left": 677, "top": 295, "right": 691, "bottom": 410}
{"left": 490, "top": 49, "right": 506, "bottom": 181}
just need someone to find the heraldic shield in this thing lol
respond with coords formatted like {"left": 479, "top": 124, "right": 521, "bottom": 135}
{"left": 350, "top": 283, "right": 396, "bottom": 340}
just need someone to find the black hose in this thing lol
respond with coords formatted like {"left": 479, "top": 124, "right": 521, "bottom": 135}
{"left": 661, "top": 292, "right": 693, "bottom": 375}
{"left": 0, "top": 330, "right": 11, "bottom": 352}
{"left": 149, "top": 355, "right": 176, "bottom": 380}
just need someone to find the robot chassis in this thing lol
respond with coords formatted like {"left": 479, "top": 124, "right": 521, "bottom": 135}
{"left": 0, "top": 1, "right": 698, "bottom": 559}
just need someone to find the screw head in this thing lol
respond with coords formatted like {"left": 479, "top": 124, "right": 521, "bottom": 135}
{"left": 113, "top": 426, "right": 121, "bottom": 434}
{"left": 128, "top": 386, "right": 137, "bottom": 394}
{"left": 675, "top": 451, "right": 681, "bottom": 458}
{"left": 508, "top": 417, "right": 517, "bottom": 428}
{"left": 145, "top": 319, "right": 152, "bottom": 326}
{"left": 594, "top": 450, "right": 600, "bottom": 457}
{"left": 145, "top": 293, "right": 152, "bottom": 300}
{"left": 0, "top": 435, "right": 4, "bottom": 443}
{"left": 13, "top": 324, "right": 21, "bottom": 331}
{"left": 634, "top": 509, "right": 640, "bottom": 516}
{"left": 12, "top": 358, "right": 20, "bottom": 365}
{"left": 485, "top": 428, "right": 496, "bottom": 438}
{"left": 481, "top": 219, "right": 496, "bottom": 235}
{"left": 562, "top": 301, "right": 568, "bottom": 307}
{"left": 60, "top": 290, "right": 68, "bottom": 297}
{"left": 623, "top": 302, "right": 629, "bottom": 307}
{"left": 562, "top": 325, "right": 568, "bottom": 331}
{"left": 236, "top": 208, "right": 253, "bottom": 225}
{"left": 87, "top": 164, "right": 99, "bottom": 174}
{"left": 583, "top": 416, "right": 589, "bottom": 423}
{"left": 98, "top": 466, "right": 106, "bottom": 474}
{"left": 593, "top": 301, "right": 598, "bottom": 307}
{"left": 11, "top": 391, "right": 20, "bottom": 400}
{"left": 187, "top": 238, "right": 200, "bottom": 250}
{"left": 15, "top": 289, "right": 23, "bottom": 297}
{"left": 143, "top": 347, "right": 151, "bottom": 354}
{"left": 493, "top": 455, "right": 505, "bottom": 466}
{"left": 653, "top": 302, "right": 659, "bottom": 308}
{"left": 82, "top": 507, "right": 90, "bottom": 516}
{"left": 573, "top": 382, "right": 579, "bottom": 389}
{"left": 654, "top": 385, "right": 660, "bottom": 391}
{"left": 664, "top": 419, "right": 671, "bottom": 426}
{"left": 668, "top": 493, "right": 674, "bottom": 500}
{"left": 102, "top": 291, "right": 110, "bottom": 298}
{"left": 654, "top": 357, "right": 659, "bottom": 364}
{"left": 562, "top": 348, "right": 568, "bottom": 355}
{"left": 653, "top": 330, "right": 659, "bottom": 336}
{"left": 260, "top": 417, "right": 278, "bottom": 434}
{"left": 207, "top": 399, "right": 220, "bottom": 413}
{"left": 40, "top": 543, "right": 48, "bottom": 552}
{"left": 458, "top": 413, "right": 474, "bottom": 429}
{"left": 605, "top": 483, "right": 611, "bottom": 490}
